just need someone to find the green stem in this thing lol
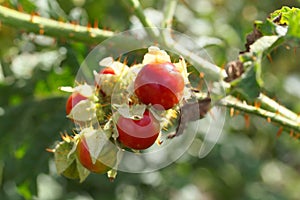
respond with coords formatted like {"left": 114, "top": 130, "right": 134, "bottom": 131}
{"left": 162, "top": 0, "right": 178, "bottom": 29}
{"left": 220, "top": 96, "right": 300, "bottom": 133}
{"left": 0, "top": 5, "right": 115, "bottom": 44}
{"left": 126, "top": 0, "right": 158, "bottom": 39}
{"left": 258, "top": 93, "right": 300, "bottom": 123}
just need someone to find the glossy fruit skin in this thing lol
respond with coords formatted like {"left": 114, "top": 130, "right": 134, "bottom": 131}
{"left": 95, "top": 67, "right": 116, "bottom": 96}
{"left": 66, "top": 92, "right": 87, "bottom": 115}
{"left": 134, "top": 62, "right": 185, "bottom": 110}
{"left": 99, "top": 67, "right": 116, "bottom": 75}
{"left": 117, "top": 110, "right": 160, "bottom": 150}
{"left": 76, "top": 137, "right": 111, "bottom": 174}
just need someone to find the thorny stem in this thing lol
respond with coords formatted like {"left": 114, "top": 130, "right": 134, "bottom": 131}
{"left": 258, "top": 93, "right": 300, "bottom": 123}
{"left": 220, "top": 96, "right": 300, "bottom": 133}
{"left": 0, "top": 5, "right": 114, "bottom": 44}
{"left": 126, "top": 0, "right": 158, "bottom": 39}
{"left": 162, "top": 0, "right": 178, "bottom": 29}
{"left": 0, "top": 3, "right": 299, "bottom": 135}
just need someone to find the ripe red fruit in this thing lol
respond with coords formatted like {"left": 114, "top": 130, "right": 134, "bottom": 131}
{"left": 76, "top": 137, "right": 111, "bottom": 174}
{"left": 66, "top": 92, "right": 88, "bottom": 115}
{"left": 95, "top": 67, "right": 116, "bottom": 96}
{"left": 117, "top": 110, "right": 160, "bottom": 150}
{"left": 99, "top": 67, "right": 116, "bottom": 75}
{"left": 134, "top": 62, "right": 185, "bottom": 110}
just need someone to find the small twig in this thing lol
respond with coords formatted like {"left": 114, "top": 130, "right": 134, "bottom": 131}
{"left": 0, "top": 5, "right": 115, "bottom": 44}
{"left": 126, "top": 0, "right": 158, "bottom": 39}
{"left": 162, "top": 0, "right": 178, "bottom": 29}
{"left": 220, "top": 96, "right": 300, "bottom": 133}
{"left": 258, "top": 93, "right": 300, "bottom": 123}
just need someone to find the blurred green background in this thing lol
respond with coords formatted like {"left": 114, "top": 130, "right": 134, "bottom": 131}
{"left": 1, "top": 0, "right": 300, "bottom": 199}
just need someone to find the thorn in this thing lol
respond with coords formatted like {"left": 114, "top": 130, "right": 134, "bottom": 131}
{"left": 235, "top": 110, "right": 240, "bottom": 115}
{"left": 294, "top": 47, "right": 297, "bottom": 55}
{"left": 17, "top": 4, "right": 24, "bottom": 12}
{"left": 290, "top": 130, "right": 294, "bottom": 137}
{"left": 254, "top": 101, "right": 261, "bottom": 109}
{"left": 123, "top": 56, "right": 128, "bottom": 66}
{"left": 220, "top": 63, "right": 225, "bottom": 70}
{"left": 60, "top": 132, "right": 72, "bottom": 142}
{"left": 267, "top": 117, "right": 271, "bottom": 123}
{"left": 199, "top": 72, "right": 205, "bottom": 78}
{"left": 87, "top": 22, "right": 91, "bottom": 31}
{"left": 230, "top": 107, "right": 234, "bottom": 117}
{"left": 30, "top": 12, "right": 35, "bottom": 23}
{"left": 267, "top": 54, "right": 273, "bottom": 63}
{"left": 94, "top": 19, "right": 99, "bottom": 29}
{"left": 158, "top": 139, "right": 163, "bottom": 145}
{"left": 46, "top": 148, "right": 55, "bottom": 153}
{"left": 39, "top": 28, "right": 44, "bottom": 35}
{"left": 276, "top": 127, "right": 283, "bottom": 138}
{"left": 244, "top": 114, "right": 250, "bottom": 129}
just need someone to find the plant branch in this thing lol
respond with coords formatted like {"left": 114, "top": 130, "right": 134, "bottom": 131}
{"left": 220, "top": 96, "right": 300, "bottom": 133}
{"left": 258, "top": 93, "right": 300, "bottom": 123}
{"left": 162, "top": 0, "right": 178, "bottom": 29}
{"left": 126, "top": 0, "right": 158, "bottom": 39}
{"left": 0, "top": 5, "right": 115, "bottom": 44}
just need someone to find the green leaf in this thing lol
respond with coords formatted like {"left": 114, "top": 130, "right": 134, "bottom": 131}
{"left": 54, "top": 139, "right": 91, "bottom": 182}
{"left": 255, "top": 20, "right": 278, "bottom": 36}
{"left": 249, "top": 36, "right": 280, "bottom": 54}
{"left": 268, "top": 6, "right": 300, "bottom": 40}
{"left": 269, "top": 6, "right": 297, "bottom": 25}
{"left": 54, "top": 140, "right": 76, "bottom": 175}
{"left": 286, "top": 9, "right": 300, "bottom": 39}
{"left": 75, "top": 158, "right": 90, "bottom": 183}
{"left": 230, "top": 64, "right": 261, "bottom": 102}
{"left": 61, "top": 160, "right": 80, "bottom": 180}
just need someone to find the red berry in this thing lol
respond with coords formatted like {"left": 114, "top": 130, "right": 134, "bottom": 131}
{"left": 134, "top": 62, "right": 184, "bottom": 110}
{"left": 66, "top": 92, "right": 87, "bottom": 115}
{"left": 117, "top": 110, "right": 160, "bottom": 150}
{"left": 76, "top": 137, "right": 111, "bottom": 174}
{"left": 95, "top": 67, "right": 116, "bottom": 96}
{"left": 99, "top": 67, "right": 116, "bottom": 75}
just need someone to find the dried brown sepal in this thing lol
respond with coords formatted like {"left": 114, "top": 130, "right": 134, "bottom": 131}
{"left": 240, "top": 26, "right": 263, "bottom": 53}
{"left": 168, "top": 97, "right": 211, "bottom": 139}
{"left": 224, "top": 60, "right": 244, "bottom": 82}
